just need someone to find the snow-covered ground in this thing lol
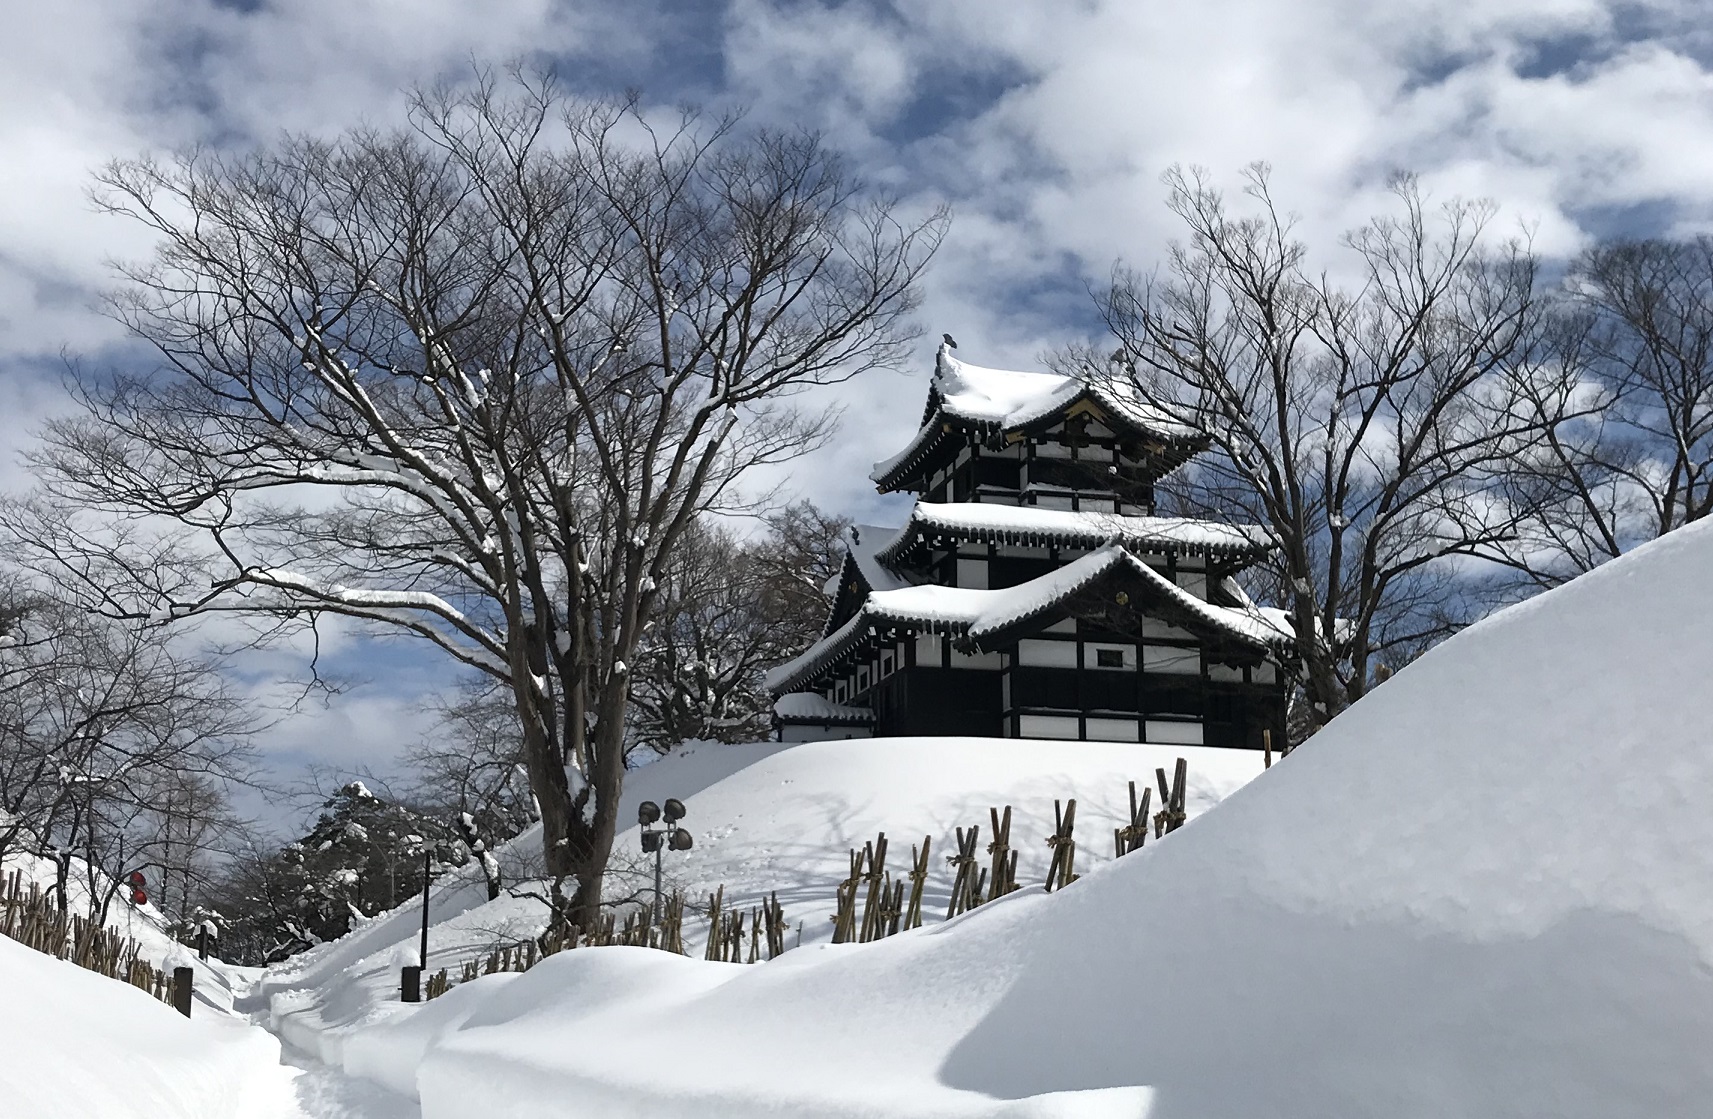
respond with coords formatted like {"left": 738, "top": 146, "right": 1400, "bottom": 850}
{"left": 248, "top": 735, "right": 1267, "bottom": 1097}
{"left": 261, "top": 510, "right": 1713, "bottom": 1116}
{"left": 39, "top": 514, "right": 1713, "bottom": 1117}
{"left": 0, "top": 850, "right": 422, "bottom": 1118}
{"left": 0, "top": 930, "right": 425, "bottom": 1119}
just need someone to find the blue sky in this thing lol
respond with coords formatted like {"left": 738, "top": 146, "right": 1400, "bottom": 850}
{"left": 4, "top": 0, "right": 1713, "bottom": 828}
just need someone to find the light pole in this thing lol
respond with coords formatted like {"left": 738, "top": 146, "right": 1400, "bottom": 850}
{"left": 638, "top": 798, "right": 693, "bottom": 927}
{"left": 402, "top": 850, "right": 437, "bottom": 1003}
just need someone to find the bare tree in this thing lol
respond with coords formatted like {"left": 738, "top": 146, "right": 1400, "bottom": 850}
{"left": 1493, "top": 238, "right": 1713, "bottom": 586}
{"left": 1089, "top": 165, "right": 1549, "bottom": 729}
{"left": 0, "top": 584, "right": 253, "bottom": 918}
{"left": 404, "top": 677, "right": 535, "bottom": 840}
{"left": 25, "top": 70, "right": 942, "bottom": 928}
{"left": 752, "top": 499, "right": 850, "bottom": 626}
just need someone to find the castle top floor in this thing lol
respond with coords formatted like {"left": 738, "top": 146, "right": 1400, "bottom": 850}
{"left": 869, "top": 343, "right": 1207, "bottom": 514}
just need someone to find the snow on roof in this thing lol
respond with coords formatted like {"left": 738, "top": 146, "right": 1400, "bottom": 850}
{"left": 846, "top": 524, "right": 912, "bottom": 593}
{"left": 772, "top": 693, "right": 875, "bottom": 724}
{"left": 876, "top": 502, "right": 1273, "bottom": 563}
{"left": 933, "top": 347, "right": 1196, "bottom": 437}
{"left": 871, "top": 343, "right": 1202, "bottom": 484}
{"left": 765, "top": 544, "right": 1291, "bottom": 693}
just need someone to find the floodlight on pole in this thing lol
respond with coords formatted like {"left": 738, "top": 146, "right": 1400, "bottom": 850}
{"left": 639, "top": 798, "right": 692, "bottom": 927}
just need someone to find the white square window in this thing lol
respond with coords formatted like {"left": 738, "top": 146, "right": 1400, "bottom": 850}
{"left": 1017, "top": 639, "right": 1079, "bottom": 668}
{"left": 1142, "top": 617, "right": 1194, "bottom": 641}
{"left": 1143, "top": 645, "right": 1200, "bottom": 675}
{"left": 1085, "top": 717, "right": 1140, "bottom": 742}
{"left": 1145, "top": 719, "right": 1203, "bottom": 745}
{"left": 1018, "top": 714, "right": 1081, "bottom": 740}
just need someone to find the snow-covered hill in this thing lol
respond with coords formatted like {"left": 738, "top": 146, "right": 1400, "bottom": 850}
{"left": 251, "top": 736, "right": 1268, "bottom": 1093}
{"left": 395, "top": 515, "right": 1713, "bottom": 1117}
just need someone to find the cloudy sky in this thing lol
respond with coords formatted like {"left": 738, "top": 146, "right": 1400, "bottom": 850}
{"left": 4, "top": 0, "right": 1712, "bottom": 826}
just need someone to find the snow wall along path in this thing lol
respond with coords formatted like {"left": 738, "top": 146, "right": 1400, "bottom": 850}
{"left": 416, "top": 517, "right": 1713, "bottom": 1118}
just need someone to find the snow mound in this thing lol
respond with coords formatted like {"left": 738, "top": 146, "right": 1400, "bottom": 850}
{"left": 0, "top": 934, "right": 295, "bottom": 1119}
{"left": 257, "top": 736, "right": 1264, "bottom": 1100}
{"left": 413, "top": 518, "right": 1713, "bottom": 1117}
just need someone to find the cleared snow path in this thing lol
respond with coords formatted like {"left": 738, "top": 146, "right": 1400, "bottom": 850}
{"left": 229, "top": 971, "right": 424, "bottom": 1119}
{"left": 278, "top": 1044, "right": 421, "bottom": 1119}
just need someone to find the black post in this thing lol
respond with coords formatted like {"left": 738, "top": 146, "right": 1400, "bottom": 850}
{"left": 401, "top": 965, "right": 421, "bottom": 1003}
{"left": 419, "top": 852, "right": 432, "bottom": 975}
{"left": 652, "top": 838, "right": 664, "bottom": 927}
{"left": 197, "top": 925, "right": 208, "bottom": 962}
{"left": 172, "top": 966, "right": 193, "bottom": 1018}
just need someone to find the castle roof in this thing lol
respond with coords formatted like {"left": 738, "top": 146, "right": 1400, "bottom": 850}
{"left": 870, "top": 345, "right": 1204, "bottom": 492}
{"left": 765, "top": 544, "right": 1292, "bottom": 695}
{"left": 874, "top": 502, "right": 1273, "bottom": 567}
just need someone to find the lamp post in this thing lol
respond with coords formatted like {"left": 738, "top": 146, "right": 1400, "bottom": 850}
{"left": 402, "top": 851, "right": 437, "bottom": 1003}
{"left": 637, "top": 798, "right": 693, "bottom": 927}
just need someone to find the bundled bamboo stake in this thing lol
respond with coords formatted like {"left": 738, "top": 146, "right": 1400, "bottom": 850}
{"left": 986, "top": 806, "right": 1019, "bottom": 901}
{"left": 1115, "top": 781, "right": 1152, "bottom": 857}
{"left": 704, "top": 886, "right": 727, "bottom": 961}
{"left": 903, "top": 837, "right": 932, "bottom": 931}
{"left": 857, "top": 833, "right": 890, "bottom": 943}
{"left": 723, "top": 908, "right": 745, "bottom": 962}
{"left": 762, "top": 892, "right": 786, "bottom": 958}
{"left": 660, "top": 890, "right": 687, "bottom": 955}
{"left": 945, "top": 824, "right": 983, "bottom": 919}
{"left": 1044, "top": 798, "right": 1079, "bottom": 892}
{"left": 1153, "top": 758, "right": 1189, "bottom": 837}
{"left": 1167, "top": 758, "right": 1188, "bottom": 832}
{"left": 1263, "top": 727, "right": 1273, "bottom": 769}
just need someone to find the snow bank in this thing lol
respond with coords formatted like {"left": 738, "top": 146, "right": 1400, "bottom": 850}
{"left": 408, "top": 517, "right": 1713, "bottom": 1116}
{"left": 1, "top": 850, "right": 253, "bottom": 1014}
{"left": 0, "top": 934, "right": 295, "bottom": 1119}
{"left": 257, "top": 735, "right": 1262, "bottom": 1100}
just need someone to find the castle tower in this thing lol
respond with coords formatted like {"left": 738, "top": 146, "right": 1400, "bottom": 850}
{"left": 766, "top": 342, "right": 1291, "bottom": 747}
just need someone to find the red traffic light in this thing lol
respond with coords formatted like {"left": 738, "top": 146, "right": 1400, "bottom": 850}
{"left": 130, "top": 888, "right": 147, "bottom": 906}
{"left": 127, "top": 870, "right": 146, "bottom": 889}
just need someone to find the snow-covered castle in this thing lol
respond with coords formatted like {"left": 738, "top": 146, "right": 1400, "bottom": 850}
{"left": 765, "top": 342, "right": 1292, "bottom": 748}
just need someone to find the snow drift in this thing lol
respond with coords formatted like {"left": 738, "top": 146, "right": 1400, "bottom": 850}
{"left": 409, "top": 517, "right": 1713, "bottom": 1117}
{"left": 254, "top": 736, "right": 1265, "bottom": 1095}
{"left": 0, "top": 934, "right": 295, "bottom": 1119}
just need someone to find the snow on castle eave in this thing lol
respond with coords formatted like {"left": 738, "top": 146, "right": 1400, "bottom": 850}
{"left": 872, "top": 502, "right": 1275, "bottom": 568}
{"left": 869, "top": 343, "right": 1206, "bottom": 490}
{"left": 763, "top": 543, "right": 1293, "bottom": 696}
{"left": 772, "top": 692, "right": 875, "bottom": 725}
